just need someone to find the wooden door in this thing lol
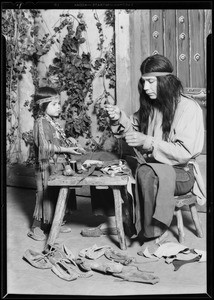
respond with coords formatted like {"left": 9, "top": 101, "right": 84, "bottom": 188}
{"left": 116, "top": 9, "right": 212, "bottom": 114}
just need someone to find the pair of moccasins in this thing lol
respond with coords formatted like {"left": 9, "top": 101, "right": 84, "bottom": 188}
{"left": 23, "top": 244, "right": 93, "bottom": 281}
{"left": 23, "top": 243, "right": 159, "bottom": 284}
{"left": 75, "top": 247, "right": 159, "bottom": 284}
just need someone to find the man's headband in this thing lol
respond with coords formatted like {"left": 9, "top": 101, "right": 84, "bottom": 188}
{"left": 142, "top": 72, "right": 172, "bottom": 77}
{"left": 36, "top": 95, "right": 59, "bottom": 105}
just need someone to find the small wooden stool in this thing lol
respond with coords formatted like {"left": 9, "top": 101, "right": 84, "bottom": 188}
{"left": 46, "top": 174, "right": 130, "bottom": 250}
{"left": 174, "top": 193, "right": 204, "bottom": 244}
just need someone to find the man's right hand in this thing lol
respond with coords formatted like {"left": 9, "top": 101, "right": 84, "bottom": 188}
{"left": 104, "top": 104, "right": 121, "bottom": 121}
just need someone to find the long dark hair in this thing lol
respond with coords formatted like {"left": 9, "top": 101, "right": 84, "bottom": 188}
{"left": 139, "top": 54, "right": 183, "bottom": 140}
{"left": 33, "top": 86, "right": 58, "bottom": 119}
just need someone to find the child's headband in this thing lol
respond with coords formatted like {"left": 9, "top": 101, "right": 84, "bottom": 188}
{"left": 142, "top": 72, "right": 172, "bottom": 77}
{"left": 36, "top": 95, "right": 59, "bottom": 105}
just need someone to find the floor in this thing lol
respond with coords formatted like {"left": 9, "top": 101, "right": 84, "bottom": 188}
{"left": 5, "top": 183, "right": 208, "bottom": 297}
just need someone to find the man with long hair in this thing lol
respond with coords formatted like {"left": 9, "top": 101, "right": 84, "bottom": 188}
{"left": 82, "top": 54, "right": 206, "bottom": 250}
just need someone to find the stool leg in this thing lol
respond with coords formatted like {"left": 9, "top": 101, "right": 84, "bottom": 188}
{"left": 175, "top": 209, "right": 185, "bottom": 244}
{"left": 45, "top": 187, "right": 69, "bottom": 248}
{"left": 189, "top": 204, "right": 203, "bottom": 238}
{"left": 112, "top": 187, "right": 127, "bottom": 250}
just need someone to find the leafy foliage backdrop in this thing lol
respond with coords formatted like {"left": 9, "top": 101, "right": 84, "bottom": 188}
{"left": 3, "top": 9, "right": 119, "bottom": 165}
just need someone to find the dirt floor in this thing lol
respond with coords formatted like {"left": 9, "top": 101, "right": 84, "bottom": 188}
{"left": 5, "top": 183, "right": 208, "bottom": 297}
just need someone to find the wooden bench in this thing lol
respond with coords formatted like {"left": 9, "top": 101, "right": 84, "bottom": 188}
{"left": 46, "top": 174, "right": 131, "bottom": 250}
{"left": 173, "top": 193, "right": 203, "bottom": 243}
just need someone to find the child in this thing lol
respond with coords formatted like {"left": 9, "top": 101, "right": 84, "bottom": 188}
{"left": 28, "top": 86, "right": 85, "bottom": 241}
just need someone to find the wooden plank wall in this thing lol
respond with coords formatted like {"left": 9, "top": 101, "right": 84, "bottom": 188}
{"left": 116, "top": 9, "right": 211, "bottom": 115}
{"left": 176, "top": 10, "right": 190, "bottom": 87}
{"left": 150, "top": 10, "right": 164, "bottom": 56}
{"left": 115, "top": 10, "right": 132, "bottom": 115}
{"left": 189, "top": 10, "right": 205, "bottom": 88}
{"left": 150, "top": 9, "right": 207, "bottom": 88}
{"left": 164, "top": 10, "right": 177, "bottom": 74}
{"left": 129, "top": 10, "right": 150, "bottom": 113}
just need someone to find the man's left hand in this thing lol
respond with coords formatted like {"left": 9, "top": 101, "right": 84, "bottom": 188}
{"left": 125, "top": 132, "right": 147, "bottom": 147}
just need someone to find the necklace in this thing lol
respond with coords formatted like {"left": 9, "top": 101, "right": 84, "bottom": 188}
{"left": 44, "top": 114, "right": 76, "bottom": 165}
{"left": 44, "top": 114, "right": 75, "bottom": 147}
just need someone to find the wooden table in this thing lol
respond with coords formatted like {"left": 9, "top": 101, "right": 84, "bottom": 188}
{"left": 46, "top": 173, "right": 131, "bottom": 250}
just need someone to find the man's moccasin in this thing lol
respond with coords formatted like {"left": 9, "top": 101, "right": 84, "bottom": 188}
{"left": 81, "top": 225, "right": 118, "bottom": 237}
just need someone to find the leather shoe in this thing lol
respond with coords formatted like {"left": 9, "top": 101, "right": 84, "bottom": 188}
{"left": 60, "top": 225, "right": 71, "bottom": 233}
{"left": 27, "top": 227, "right": 46, "bottom": 241}
{"left": 23, "top": 249, "right": 52, "bottom": 269}
{"left": 81, "top": 225, "right": 117, "bottom": 237}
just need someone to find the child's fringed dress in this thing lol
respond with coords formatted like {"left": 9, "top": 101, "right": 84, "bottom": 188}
{"left": 33, "top": 114, "right": 74, "bottom": 225}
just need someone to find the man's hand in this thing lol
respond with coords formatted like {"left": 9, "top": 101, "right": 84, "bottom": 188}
{"left": 68, "top": 137, "right": 78, "bottom": 145}
{"left": 104, "top": 104, "right": 121, "bottom": 121}
{"left": 125, "top": 132, "right": 147, "bottom": 147}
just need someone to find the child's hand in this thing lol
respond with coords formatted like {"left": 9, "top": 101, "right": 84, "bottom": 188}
{"left": 67, "top": 147, "right": 82, "bottom": 155}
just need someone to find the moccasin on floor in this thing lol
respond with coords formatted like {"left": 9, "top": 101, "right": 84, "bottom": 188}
{"left": 79, "top": 244, "right": 113, "bottom": 259}
{"left": 51, "top": 261, "right": 79, "bottom": 281}
{"left": 51, "top": 260, "right": 93, "bottom": 281}
{"left": 81, "top": 225, "right": 118, "bottom": 237}
{"left": 112, "top": 266, "right": 160, "bottom": 285}
{"left": 42, "top": 244, "right": 75, "bottom": 266}
{"left": 75, "top": 258, "right": 123, "bottom": 274}
{"left": 60, "top": 225, "right": 71, "bottom": 233}
{"left": 23, "top": 249, "right": 52, "bottom": 269}
{"left": 105, "top": 249, "right": 136, "bottom": 266}
{"left": 27, "top": 227, "right": 46, "bottom": 241}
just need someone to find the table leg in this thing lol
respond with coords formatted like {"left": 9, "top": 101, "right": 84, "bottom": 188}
{"left": 45, "top": 187, "right": 69, "bottom": 248}
{"left": 112, "top": 186, "right": 127, "bottom": 250}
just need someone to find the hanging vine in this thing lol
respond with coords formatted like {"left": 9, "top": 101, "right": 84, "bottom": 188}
{"left": 45, "top": 12, "right": 93, "bottom": 140}
{"left": 2, "top": 9, "right": 64, "bottom": 164}
{"left": 3, "top": 9, "right": 118, "bottom": 164}
{"left": 93, "top": 9, "right": 117, "bottom": 150}
{"left": 46, "top": 9, "right": 118, "bottom": 151}
{"left": 3, "top": 9, "right": 35, "bottom": 163}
